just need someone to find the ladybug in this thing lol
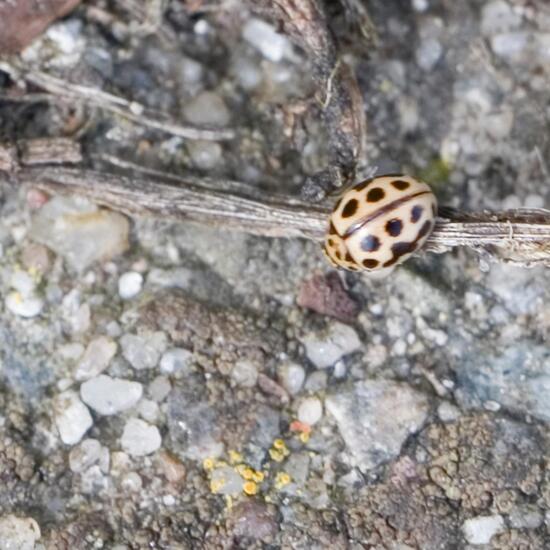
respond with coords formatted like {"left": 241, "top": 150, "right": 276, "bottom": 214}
{"left": 323, "top": 174, "right": 437, "bottom": 272}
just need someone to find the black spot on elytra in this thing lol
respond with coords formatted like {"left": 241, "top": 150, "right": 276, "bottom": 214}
{"left": 386, "top": 218, "right": 403, "bottom": 237}
{"left": 417, "top": 219, "right": 432, "bottom": 239}
{"left": 335, "top": 250, "right": 342, "bottom": 260}
{"left": 362, "top": 259, "right": 379, "bottom": 269}
{"left": 348, "top": 265, "right": 359, "bottom": 271}
{"left": 367, "top": 188, "right": 385, "bottom": 202}
{"left": 345, "top": 252, "right": 354, "bottom": 263}
{"left": 391, "top": 180, "right": 410, "bottom": 190}
{"left": 383, "top": 220, "right": 432, "bottom": 268}
{"left": 329, "top": 222, "right": 338, "bottom": 235}
{"left": 328, "top": 238, "right": 335, "bottom": 248}
{"left": 353, "top": 178, "right": 373, "bottom": 192}
{"left": 341, "top": 198, "right": 358, "bottom": 218}
{"left": 361, "top": 234, "right": 380, "bottom": 252}
{"left": 411, "top": 205, "right": 423, "bottom": 223}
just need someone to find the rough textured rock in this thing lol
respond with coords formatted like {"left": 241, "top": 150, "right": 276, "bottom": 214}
{"left": 326, "top": 380, "right": 430, "bottom": 471}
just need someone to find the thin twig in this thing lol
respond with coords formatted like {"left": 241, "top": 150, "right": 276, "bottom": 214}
{"left": 2, "top": 162, "right": 550, "bottom": 267}
{"left": 0, "top": 62, "right": 236, "bottom": 142}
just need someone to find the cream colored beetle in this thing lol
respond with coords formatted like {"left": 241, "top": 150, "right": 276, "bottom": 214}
{"left": 323, "top": 174, "right": 437, "bottom": 272}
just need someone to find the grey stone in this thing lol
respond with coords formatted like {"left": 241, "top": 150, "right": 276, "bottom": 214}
{"left": 326, "top": 380, "right": 429, "bottom": 471}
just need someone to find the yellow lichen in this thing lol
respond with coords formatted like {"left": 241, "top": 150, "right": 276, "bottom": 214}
{"left": 203, "top": 458, "right": 215, "bottom": 471}
{"left": 228, "top": 450, "right": 243, "bottom": 464}
{"left": 299, "top": 431, "right": 310, "bottom": 443}
{"left": 275, "top": 472, "right": 291, "bottom": 489}
{"left": 241, "top": 467, "right": 255, "bottom": 480}
{"left": 252, "top": 470, "right": 265, "bottom": 483}
{"left": 243, "top": 481, "right": 258, "bottom": 495}
{"left": 269, "top": 449, "right": 285, "bottom": 462}
{"left": 210, "top": 478, "right": 226, "bottom": 493}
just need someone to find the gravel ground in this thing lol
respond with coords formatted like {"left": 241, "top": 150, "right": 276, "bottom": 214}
{"left": 0, "top": 1, "right": 549, "bottom": 548}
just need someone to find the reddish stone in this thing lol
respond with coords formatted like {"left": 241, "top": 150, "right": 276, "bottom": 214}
{"left": 0, "top": 0, "right": 82, "bottom": 54}
{"left": 297, "top": 271, "right": 360, "bottom": 322}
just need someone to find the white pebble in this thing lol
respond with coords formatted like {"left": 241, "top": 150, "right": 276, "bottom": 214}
{"left": 57, "top": 342, "right": 85, "bottom": 362}
{"left": 74, "top": 336, "right": 117, "bottom": 381}
{"left": 242, "top": 18, "right": 292, "bottom": 62}
{"left": 120, "top": 471, "right": 143, "bottom": 492}
{"left": 301, "top": 322, "right": 361, "bottom": 369}
{"left": 415, "top": 38, "right": 443, "bottom": 71}
{"left": 159, "top": 348, "right": 193, "bottom": 374}
{"left": 149, "top": 376, "right": 172, "bottom": 402}
{"left": 120, "top": 418, "right": 162, "bottom": 457}
{"left": 120, "top": 332, "right": 167, "bottom": 370}
{"left": 54, "top": 391, "right": 93, "bottom": 445}
{"left": 118, "top": 271, "right": 143, "bottom": 300}
{"left": 29, "top": 196, "right": 130, "bottom": 271}
{"left": 462, "top": 515, "right": 504, "bottom": 545}
{"left": 10, "top": 269, "right": 36, "bottom": 295}
{"left": 230, "top": 360, "right": 258, "bottom": 388}
{"left": 183, "top": 91, "right": 231, "bottom": 127}
{"left": 80, "top": 375, "right": 143, "bottom": 415}
{"left": 69, "top": 438, "right": 103, "bottom": 473}
{"left": 0, "top": 515, "right": 41, "bottom": 550}
{"left": 5, "top": 291, "right": 44, "bottom": 318}
{"left": 412, "top": 0, "right": 429, "bottom": 12}
{"left": 137, "top": 399, "right": 160, "bottom": 423}
{"left": 297, "top": 397, "right": 323, "bottom": 426}
{"left": 187, "top": 140, "right": 223, "bottom": 170}
{"left": 491, "top": 32, "right": 528, "bottom": 59}
{"left": 278, "top": 362, "right": 305, "bottom": 395}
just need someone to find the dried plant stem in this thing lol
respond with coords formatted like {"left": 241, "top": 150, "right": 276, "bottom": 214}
{"left": 4, "top": 163, "right": 550, "bottom": 267}
{"left": 0, "top": 62, "right": 235, "bottom": 141}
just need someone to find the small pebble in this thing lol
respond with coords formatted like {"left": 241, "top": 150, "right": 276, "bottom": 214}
{"left": 21, "top": 242, "right": 51, "bottom": 273}
{"left": 10, "top": 269, "right": 36, "bottom": 295}
{"left": 183, "top": 91, "right": 231, "bottom": 127}
{"left": 0, "top": 515, "right": 41, "bottom": 549}
{"left": 304, "top": 371, "right": 328, "bottom": 392}
{"left": 137, "top": 399, "right": 160, "bottom": 423}
{"left": 74, "top": 336, "right": 117, "bottom": 381}
{"left": 120, "top": 418, "right": 162, "bottom": 457}
{"left": 157, "top": 451, "right": 186, "bottom": 483}
{"left": 301, "top": 322, "right": 361, "bottom": 369}
{"left": 149, "top": 376, "right": 172, "bottom": 402}
{"left": 5, "top": 291, "right": 44, "bottom": 318}
{"left": 57, "top": 342, "right": 85, "bottom": 362}
{"left": 462, "top": 515, "right": 504, "bottom": 545}
{"left": 120, "top": 332, "right": 167, "bottom": 370}
{"left": 297, "top": 397, "right": 323, "bottom": 426}
{"left": 69, "top": 439, "right": 103, "bottom": 473}
{"left": 80, "top": 375, "right": 143, "bottom": 415}
{"left": 415, "top": 38, "right": 443, "bottom": 71}
{"left": 187, "top": 140, "right": 223, "bottom": 170}
{"left": 118, "top": 271, "right": 143, "bottom": 300}
{"left": 437, "top": 401, "right": 461, "bottom": 422}
{"left": 120, "top": 471, "right": 143, "bottom": 492}
{"left": 412, "top": 0, "right": 429, "bottom": 12}
{"left": 159, "top": 348, "right": 193, "bottom": 374}
{"left": 54, "top": 391, "right": 93, "bottom": 445}
{"left": 29, "top": 196, "right": 130, "bottom": 271}
{"left": 242, "top": 18, "right": 292, "bottom": 62}
{"left": 231, "top": 360, "right": 259, "bottom": 388}
{"left": 277, "top": 362, "right": 305, "bottom": 395}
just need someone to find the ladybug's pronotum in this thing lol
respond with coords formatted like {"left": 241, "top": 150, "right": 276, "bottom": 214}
{"left": 323, "top": 174, "right": 437, "bottom": 271}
